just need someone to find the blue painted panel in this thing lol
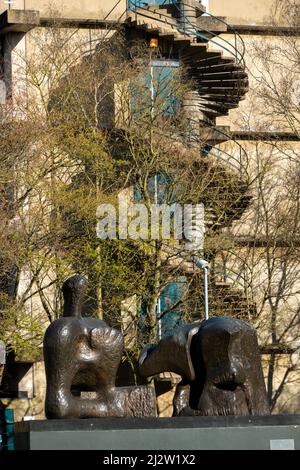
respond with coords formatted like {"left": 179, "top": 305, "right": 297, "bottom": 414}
{"left": 128, "top": 1, "right": 175, "bottom": 10}
{"left": 134, "top": 174, "right": 172, "bottom": 204}
{"left": 131, "top": 60, "right": 180, "bottom": 120}
{"left": 138, "top": 277, "right": 187, "bottom": 342}
{"left": 0, "top": 409, "right": 14, "bottom": 450}
{"left": 151, "top": 64, "right": 180, "bottom": 116}
{"left": 159, "top": 277, "right": 187, "bottom": 336}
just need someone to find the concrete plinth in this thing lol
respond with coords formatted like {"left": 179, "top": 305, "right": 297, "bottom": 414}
{"left": 14, "top": 415, "right": 300, "bottom": 450}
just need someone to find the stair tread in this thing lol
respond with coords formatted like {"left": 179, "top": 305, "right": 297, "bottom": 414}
{"left": 127, "top": 4, "right": 248, "bottom": 121}
{"left": 199, "top": 78, "right": 249, "bottom": 84}
{"left": 192, "top": 72, "right": 248, "bottom": 80}
{"left": 188, "top": 60, "right": 237, "bottom": 67}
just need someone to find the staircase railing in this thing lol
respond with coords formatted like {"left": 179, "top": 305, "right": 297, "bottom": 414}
{"left": 181, "top": 2, "right": 245, "bottom": 66}
{"left": 210, "top": 255, "right": 255, "bottom": 308}
{"left": 127, "top": 1, "right": 245, "bottom": 68}
{"left": 111, "top": 3, "right": 250, "bottom": 193}
{"left": 144, "top": 115, "right": 248, "bottom": 176}
{"left": 80, "top": 0, "right": 127, "bottom": 59}
{"left": 180, "top": 117, "right": 249, "bottom": 177}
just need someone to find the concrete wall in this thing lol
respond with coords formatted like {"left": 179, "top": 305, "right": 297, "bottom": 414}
{"left": 209, "top": 0, "right": 296, "bottom": 25}
{"left": 1, "top": 362, "right": 46, "bottom": 422}
{"left": 215, "top": 35, "right": 300, "bottom": 132}
{"left": 0, "top": 0, "right": 127, "bottom": 21}
{"left": 0, "top": 0, "right": 299, "bottom": 419}
{"left": 2, "top": 31, "right": 27, "bottom": 109}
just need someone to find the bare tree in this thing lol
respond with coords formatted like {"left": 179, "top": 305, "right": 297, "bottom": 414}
{"left": 213, "top": 1, "right": 300, "bottom": 412}
{"left": 0, "top": 22, "right": 249, "bottom": 369}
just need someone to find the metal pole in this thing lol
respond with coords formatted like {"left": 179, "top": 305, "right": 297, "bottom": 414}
{"left": 204, "top": 266, "right": 209, "bottom": 320}
{"left": 194, "top": 258, "right": 209, "bottom": 320}
{"left": 154, "top": 173, "right": 162, "bottom": 339}
{"left": 157, "top": 296, "right": 162, "bottom": 340}
{"left": 150, "top": 63, "right": 154, "bottom": 119}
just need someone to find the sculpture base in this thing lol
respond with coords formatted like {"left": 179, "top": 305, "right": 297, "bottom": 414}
{"left": 15, "top": 415, "right": 300, "bottom": 450}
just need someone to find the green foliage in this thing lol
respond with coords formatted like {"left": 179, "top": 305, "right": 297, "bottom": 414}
{"left": 0, "top": 293, "right": 44, "bottom": 361}
{"left": 0, "top": 29, "right": 251, "bottom": 362}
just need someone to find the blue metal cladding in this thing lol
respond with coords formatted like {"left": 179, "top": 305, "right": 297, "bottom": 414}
{"left": 134, "top": 174, "right": 187, "bottom": 338}
{"left": 138, "top": 278, "right": 187, "bottom": 341}
{"left": 150, "top": 63, "right": 180, "bottom": 116}
{"left": 128, "top": 1, "right": 175, "bottom": 10}
{"left": 0, "top": 409, "right": 14, "bottom": 450}
{"left": 134, "top": 174, "right": 172, "bottom": 204}
{"left": 131, "top": 56, "right": 184, "bottom": 339}
{"left": 159, "top": 277, "right": 187, "bottom": 336}
{"left": 132, "top": 129, "right": 187, "bottom": 336}
{"left": 131, "top": 60, "right": 180, "bottom": 119}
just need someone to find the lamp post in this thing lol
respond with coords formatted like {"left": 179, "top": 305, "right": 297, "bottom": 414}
{"left": 149, "top": 38, "right": 158, "bottom": 119}
{"left": 194, "top": 258, "right": 209, "bottom": 320}
{"left": 149, "top": 37, "right": 162, "bottom": 340}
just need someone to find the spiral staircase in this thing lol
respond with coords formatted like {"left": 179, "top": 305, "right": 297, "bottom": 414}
{"left": 124, "top": 1, "right": 254, "bottom": 321}
{"left": 125, "top": 1, "right": 248, "bottom": 124}
{"left": 124, "top": 1, "right": 250, "bottom": 180}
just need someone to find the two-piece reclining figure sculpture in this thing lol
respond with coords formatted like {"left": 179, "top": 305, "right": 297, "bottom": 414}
{"left": 44, "top": 275, "right": 156, "bottom": 418}
{"left": 43, "top": 275, "right": 270, "bottom": 418}
{"left": 139, "top": 317, "right": 270, "bottom": 416}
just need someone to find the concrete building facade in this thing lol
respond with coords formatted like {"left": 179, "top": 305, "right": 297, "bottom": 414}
{"left": 0, "top": 0, "right": 299, "bottom": 422}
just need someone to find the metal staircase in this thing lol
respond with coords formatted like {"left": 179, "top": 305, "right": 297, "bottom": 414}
{"left": 125, "top": 1, "right": 250, "bottom": 178}
{"left": 209, "top": 258, "right": 257, "bottom": 321}
{"left": 126, "top": 1, "right": 248, "bottom": 123}
{"left": 121, "top": 2, "right": 254, "bottom": 321}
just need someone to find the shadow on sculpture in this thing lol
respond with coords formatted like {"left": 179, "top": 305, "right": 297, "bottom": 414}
{"left": 43, "top": 275, "right": 156, "bottom": 419}
{"left": 139, "top": 317, "right": 270, "bottom": 416}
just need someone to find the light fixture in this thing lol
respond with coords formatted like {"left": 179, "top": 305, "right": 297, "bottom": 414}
{"left": 149, "top": 38, "right": 158, "bottom": 49}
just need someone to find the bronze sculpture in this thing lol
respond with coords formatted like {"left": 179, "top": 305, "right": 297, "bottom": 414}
{"left": 44, "top": 275, "right": 156, "bottom": 419}
{"left": 44, "top": 275, "right": 269, "bottom": 419}
{"left": 139, "top": 317, "right": 270, "bottom": 416}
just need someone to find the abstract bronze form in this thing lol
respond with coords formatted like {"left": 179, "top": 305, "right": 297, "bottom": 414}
{"left": 139, "top": 317, "right": 270, "bottom": 417}
{"left": 44, "top": 275, "right": 156, "bottom": 419}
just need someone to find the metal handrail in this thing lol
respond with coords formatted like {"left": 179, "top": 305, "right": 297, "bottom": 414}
{"left": 104, "top": 0, "right": 125, "bottom": 21}
{"left": 204, "top": 130, "right": 249, "bottom": 177}
{"left": 211, "top": 260, "right": 254, "bottom": 301}
{"left": 173, "top": 1, "right": 246, "bottom": 67}
{"left": 79, "top": 7, "right": 127, "bottom": 60}
{"left": 170, "top": 1, "right": 245, "bottom": 66}
{"left": 184, "top": 117, "right": 249, "bottom": 176}
{"left": 127, "top": 1, "right": 245, "bottom": 68}
{"left": 102, "top": 3, "right": 248, "bottom": 176}
{"left": 121, "top": 109, "right": 247, "bottom": 176}
{"left": 129, "top": 7, "right": 240, "bottom": 62}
